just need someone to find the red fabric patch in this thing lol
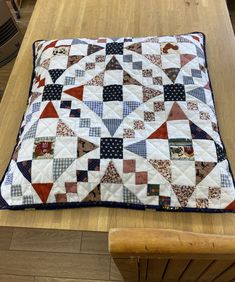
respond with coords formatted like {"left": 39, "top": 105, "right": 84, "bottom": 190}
{"left": 148, "top": 122, "right": 168, "bottom": 139}
{"left": 64, "top": 86, "right": 84, "bottom": 100}
{"left": 123, "top": 160, "right": 136, "bottom": 173}
{"left": 32, "top": 183, "right": 53, "bottom": 203}
{"left": 40, "top": 101, "right": 59, "bottom": 118}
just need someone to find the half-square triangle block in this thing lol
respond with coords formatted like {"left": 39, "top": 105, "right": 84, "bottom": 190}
{"left": 101, "top": 161, "right": 123, "bottom": 184}
{"left": 64, "top": 86, "right": 84, "bottom": 100}
{"left": 32, "top": 183, "right": 53, "bottom": 203}
{"left": 147, "top": 122, "right": 168, "bottom": 139}
{"left": 167, "top": 102, "right": 188, "bottom": 121}
{"left": 106, "top": 56, "right": 122, "bottom": 70}
{"left": 40, "top": 101, "right": 59, "bottom": 118}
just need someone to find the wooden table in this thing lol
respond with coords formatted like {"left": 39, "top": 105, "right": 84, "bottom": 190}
{"left": 0, "top": 0, "right": 235, "bottom": 234}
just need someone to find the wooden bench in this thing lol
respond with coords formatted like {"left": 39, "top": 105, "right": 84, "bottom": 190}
{"left": 109, "top": 228, "right": 235, "bottom": 281}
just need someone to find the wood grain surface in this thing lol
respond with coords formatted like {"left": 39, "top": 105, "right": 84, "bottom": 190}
{"left": 0, "top": 0, "right": 235, "bottom": 233}
{"left": 109, "top": 228, "right": 235, "bottom": 259}
{"left": 0, "top": 227, "right": 122, "bottom": 282}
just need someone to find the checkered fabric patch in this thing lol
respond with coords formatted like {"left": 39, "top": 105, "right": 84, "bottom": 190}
{"left": 65, "top": 76, "right": 75, "bottom": 85}
{"left": 80, "top": 118, "right": 91, "bottom": 128}
{"left": 22, "top": 195, "right": 34, "bottom": 205}
{"left": 53, "top": 158, "right": 75, "bottom": 181}
{"left": 11, "top": 185, "right": 22, "bottom": 197}
{"left": 89, "top": 127, "right": 101, "bottom": 137}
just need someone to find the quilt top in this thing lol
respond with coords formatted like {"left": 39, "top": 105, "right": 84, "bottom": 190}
{"left": 0, "top": 32, "right": 234, "bottom": 211}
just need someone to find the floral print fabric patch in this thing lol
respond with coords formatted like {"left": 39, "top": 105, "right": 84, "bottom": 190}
{"left": 0, "top": 32, "right": 234, "bottom": 211}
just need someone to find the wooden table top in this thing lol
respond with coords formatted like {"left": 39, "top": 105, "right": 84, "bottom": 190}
{"left": 0, "top": 0, "right": 235, "bottom": 233}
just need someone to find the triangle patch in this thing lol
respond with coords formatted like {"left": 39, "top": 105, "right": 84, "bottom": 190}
{"left": 86, "top": 71, "right": 104, "bottom": 86}
{"left": 56, "top": 120, "right": 76, "bottom": 136}
{"left": 77, "top": 137, "right": 98, "bottom": 158}
{"left": 163, "top": 68, "right": 180, "bottom": 83}
{"left": 72, "top": 38, "right": 88, "bottom": 44}
{"left": 82, "top": 184, "right": 101, "bottom": 202}
{"left": 41, "top": 58, "right": 50, "bottom": 70}
{"left": 64, "top": 86, "right": 84, "bottom": 100}
{"left": 53, "top": 158, "right": 75, "bottom": 181}
{"left": 87, "top": 44, "right": 104, "bottom": 56}
{"left": 149, "top": 160, "right": 171, "bottom": 183}
{"left": 180, "top": 54, "right": 196, "bottom": 67}
{"left": 48, "top": 69, "right": 65, "bottom": 83}
{"left": 123, "top": 101, "right": 141, "bottom": 117}
{"left": 123, "top": 71, "right": 142, "bottom": 85}
{"left": 125, "top": 42, "right": 142, "bottom": 54}
{"left": 148, "top": 122, "right": 168, "bottom": 139}
{"left": 204, "top": 82, "right": 211, "bottom": 91}
{"left": 125, "top": 140, "right": 147, "bottom": 158}
{"left": 123, "top": 186, "right": 142, "bottom": 204}
{"left": 84, "top": 101, "right": 103, "bottom": 118}
{"left": 187, "top": 87, "right": 206, "bottom": 103}
{"left": 101, "top": 161, "right": 123, "bottom": 183}
{"left": 23, "top": 121, "right": 38, "bottom": 141}
{"left": 195, "top": 162, "right": 217, "bottom": 185}
{"left": 106, "top": 56, "right": 122, "bottom": 70}
{"left": 40, "top": 101, "right": 59, "bottom": 118}
{"left": 43, "top": 40, "right": 57, "bottom": 51}
{"left": 67, "top": 55, "right": 84, "bottom": 68}
{"left": 189, "top": 121, "right": 212, "bottom": 140}
{"left": 225, "top": 200, "right": 235, "bottom": 210}
{"left": 144, "top": 55, "right": 161, "bottom": 67}
{"left": 143, "top": 87, "right": 162, "bottom": 102}
{"left": 167, "top": 102, "right": 188, "bottom": 121}
{"left": 172, "top": 184, "right": 195, "bottom": 207}
{"left": 32, "top": 183, "right": 53, "bottom": 203}
{"left": 17, "top": 161, "right": 32, "bottom": 183}
{"left": 35, "top": 75, "right": 46, "bottom": 88}
{"left": 102, "top": 119, "right": 122, "bottom": 136}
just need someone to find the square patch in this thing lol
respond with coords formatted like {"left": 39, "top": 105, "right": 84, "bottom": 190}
{"left": 123, "top": 159, "right": 136, "bottom": 173}
{"left": 103, "top": 85, "right": 123, "bottom": 101}
{"left": 33, "top": 137, "right": 55, "bottom": 159}
{"left": 147, "top": 184, "right": 160, "bottom": 196}
{"left": 106, "top": 42, "right": 123, "bottom": 55}
{"left": 169, "top": 138, "right": 194, "bottom": 160}
{"left": 42, "top": 84, "right": 63, "bottom": 101}
{"left": 88, "top": 159, "right": 100, "bottom": 171}
{"left": 100, "top": 137, "right": 123, "bottom": 159}
{"left": 164, "top": 84, "right": 185, "bottom": 101}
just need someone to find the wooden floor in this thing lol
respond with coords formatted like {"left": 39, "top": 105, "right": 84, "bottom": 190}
{"left": 0, "top": 227, "right": 123, "bottom": 282}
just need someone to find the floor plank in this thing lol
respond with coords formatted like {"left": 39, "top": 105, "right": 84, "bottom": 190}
{"left": 110, "top": 258, "right": 124, "bottom": 281}
{"left": 35, "top": 277, "right": 114, "bottom": 282}
{"left": 0, "top": 250, "right": 110, "bottom": 280}
{"left": 0, "top": 274, "right": 34, "bottom": 282}
{"left": 10, "top": 228, "right": 82, "bottom": 253}
{"left": 0, "top": 227, "right": 13, "bottom": 250}
{"left": 81, "top": 232, "right": 108, "bottom": 254}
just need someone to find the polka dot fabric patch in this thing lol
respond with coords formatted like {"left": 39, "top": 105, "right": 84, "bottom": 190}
{"left": 164, "top": 84, "right": 186, "bottom": 101}
{"left": 100, "top": 137, "right": 123, "bottom": 159}
{"left": 42, "top": 84, "right": 63, "bottom": 101}
{"left": 106, "top": 42, "right": 124, "bottom": 55}
{"left": 103, "top": 85, "right": 123, "bottom": 101}
{"left": 0, "top": 32, "right": 234, "bottom": 212}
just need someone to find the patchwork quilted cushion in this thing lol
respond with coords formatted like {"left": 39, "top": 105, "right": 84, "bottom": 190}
{"left": 1, "top": 32, "right": 234, "bottom": 211}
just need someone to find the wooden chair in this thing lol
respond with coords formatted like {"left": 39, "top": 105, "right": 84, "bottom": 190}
{"left": 109, "top": 228, "right": 235, "bottom": 282}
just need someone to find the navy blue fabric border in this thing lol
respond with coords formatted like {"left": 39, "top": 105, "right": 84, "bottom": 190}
{"left": 0, "top": 32, "right": 234, "bottom": 212}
